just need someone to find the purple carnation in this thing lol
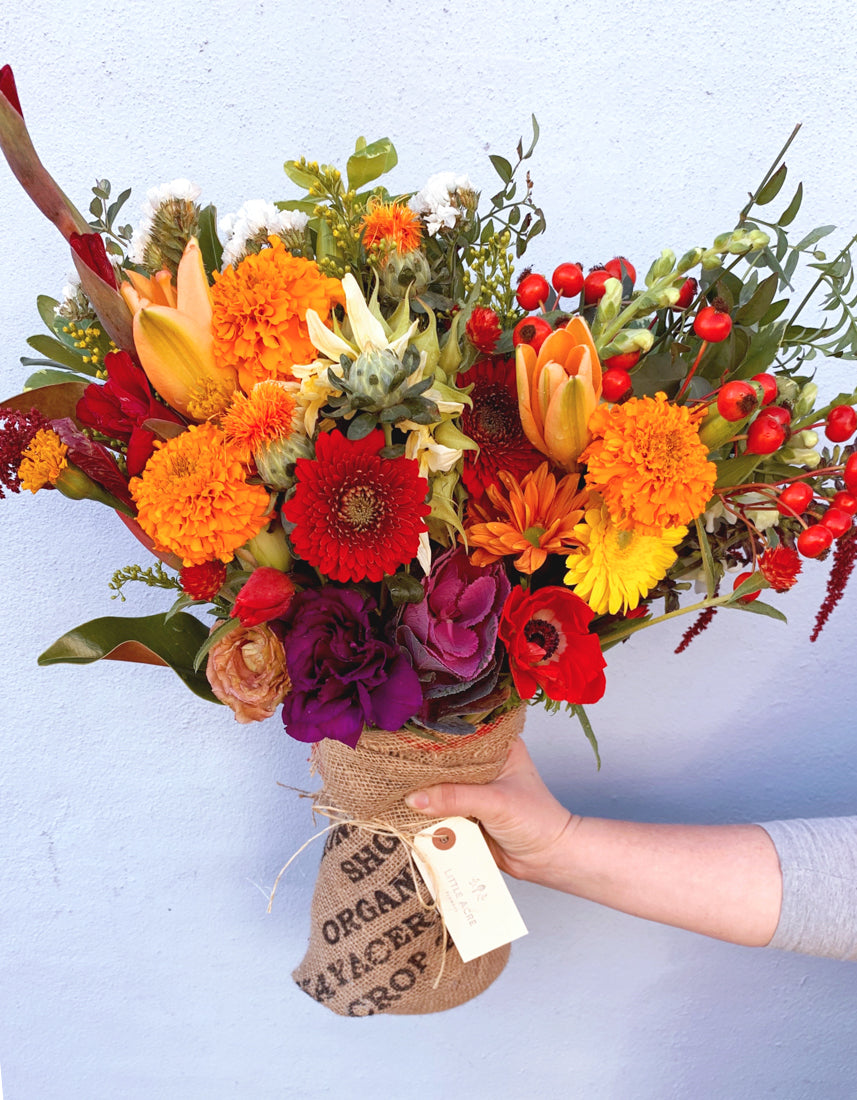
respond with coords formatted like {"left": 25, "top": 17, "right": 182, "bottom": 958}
{"left": 280, "top": 587, "right": 422, "bottom": 748}
{"left": 398, "top": 546, "right": 510, "bottom": 683}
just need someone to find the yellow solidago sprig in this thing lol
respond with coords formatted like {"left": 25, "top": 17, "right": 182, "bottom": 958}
{"left": 129, "top": 422, "right": 271, "bottom": 566}
{"left": 564, "top": 500, "right": 686, "bottom": 616}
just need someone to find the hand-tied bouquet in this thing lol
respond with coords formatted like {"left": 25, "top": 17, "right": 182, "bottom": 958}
{"left": 3, "top": 64, "right": 857, "bottom": 1014}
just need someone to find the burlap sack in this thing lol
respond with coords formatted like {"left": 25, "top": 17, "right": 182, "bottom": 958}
{"left": 292, "top": 705, "right": 526, "bottom": 1016}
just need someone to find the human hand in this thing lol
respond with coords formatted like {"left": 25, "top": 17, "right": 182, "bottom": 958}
{"left": 404, "top": 739, "right": 577, "bottom": 886}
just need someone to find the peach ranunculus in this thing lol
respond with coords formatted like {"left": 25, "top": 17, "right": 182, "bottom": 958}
{"left": 206, "top": 622, "right": 290, "bottom": 723}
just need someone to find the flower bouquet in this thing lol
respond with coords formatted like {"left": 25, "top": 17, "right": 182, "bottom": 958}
{"left": 3, "top": 64, "right": 857, "bottom": 1015}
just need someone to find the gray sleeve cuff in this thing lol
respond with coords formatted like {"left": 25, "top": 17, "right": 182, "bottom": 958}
{"left": 757, "top": 817, "right": 857, "bottom": 961}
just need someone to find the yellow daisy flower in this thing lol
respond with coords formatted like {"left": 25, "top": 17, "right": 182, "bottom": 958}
{"left": 565, "top": 501, "right": 686, "bottom": 615}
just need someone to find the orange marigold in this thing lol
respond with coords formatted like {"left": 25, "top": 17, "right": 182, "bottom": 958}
{"left": 17, "top": 428, "right": 68, "bottom": 492}
{"left": 360, "top": 201, "right": 422, "bottom": 254}
{"left": 129, "top": 422, "right": 271, "bottom": 566}
{"left": 220, "top": 380, "right": 299, "bottom": 464}
{"left": 211, "top": 236, "right": 342, "bottom": 392}
{"left": 582, "top": 392, "right": 716, "bottom": 535}
{"left": 465, "top": 462, "right": 587, "bottom": 574}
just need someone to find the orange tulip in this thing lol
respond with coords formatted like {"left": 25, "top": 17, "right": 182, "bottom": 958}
{"left": 515, "top": 316, "right": 603, "bottom": 471}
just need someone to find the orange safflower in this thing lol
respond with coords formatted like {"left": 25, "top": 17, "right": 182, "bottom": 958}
{"left": 220, "top": 380, "right": 299, "bottom": 465}
{"left": 360, "top": 201, "right": 422, "bottom": 254}
{"left": 465, "top": 462, "right": 586, "bottom": 574}
{"left": 129, "top": 422, "right": 271, "bottom": 565}
{"left": 582, "top": 392, "right": 716, "bottom": 535}
{"left": 211, "top": 236, "right": 342, "bottom": 392}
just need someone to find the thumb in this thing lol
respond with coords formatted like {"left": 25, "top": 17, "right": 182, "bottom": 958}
{"left": 405, "top": 781, "right": 504, "bottom": 824}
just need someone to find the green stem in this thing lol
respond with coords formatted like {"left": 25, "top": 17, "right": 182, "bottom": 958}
{"left": 598, "top": 591, "right": 739, "bottom": 648}
{"left": 787, "top": 230, "right": 857, "bottom": 329}
{"left": 738, "top": 123, "right": 802, "bottom": 223}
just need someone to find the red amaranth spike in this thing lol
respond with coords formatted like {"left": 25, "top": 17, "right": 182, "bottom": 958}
{"left": 810, "top": 527, "right": 857, "bottom": 641}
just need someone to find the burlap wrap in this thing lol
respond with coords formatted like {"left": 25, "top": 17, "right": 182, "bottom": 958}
{"left": 292, "top": 705, "right": 526, "bottom": 1016}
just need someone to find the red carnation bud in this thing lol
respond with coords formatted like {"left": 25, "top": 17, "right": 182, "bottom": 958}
{"left": 230, "top": 567, "right": 297, "bottom": 627}
{"left": 0, "top": 65, "right": 23, "bottom": 118}
{"left": 69, "top": 231, "right": 118, "bottom": 290}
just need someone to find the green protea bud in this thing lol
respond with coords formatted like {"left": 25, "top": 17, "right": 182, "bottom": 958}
{"left": 254, "top": 432, "right": 315, "bottom": 491}
{"left": 349, "top": 347, "right": 414, "bottom": 404}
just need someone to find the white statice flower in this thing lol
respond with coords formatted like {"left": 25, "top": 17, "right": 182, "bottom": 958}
{"left": 704, "top": 493, "right": 779, "bottom": 535}
{"left": 57, "top": 269, "right": 81, "bottom": 308}
{"left": 218, "top": 200, "right": 309, "bottom": 268}
{"left": 409, "top": 171, "right": 477, "bottom": 236}
{"left": 127, "top": 178, "right": 202, "bottom": 264}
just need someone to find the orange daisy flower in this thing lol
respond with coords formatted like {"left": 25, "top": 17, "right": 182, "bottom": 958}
{"left": 220, "top": 380, "right": 299, "bottom": 465}
{"left": 129, "top": 422, "right": 271, "bottom": 565}
{"left": 211, "top": 236, "right": 343, "bottom": 392}
{"left": 360, "top": 201, "right": 422, "bottom": 255}
{"left": 465, "top": 462, "right": 587, "bottom": 574}
{"left": 582, "top": 392, "right": 716, "bottom": 535}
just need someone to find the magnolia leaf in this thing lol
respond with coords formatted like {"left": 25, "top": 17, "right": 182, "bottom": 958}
{"left": 1, "top": 380, "right": 87, "bottom": 421}
{"left": 38, "top": 612, "right": 219, "bottom": 703}
{"left": 694, "top": 518, "right": 718, "bottom": 599}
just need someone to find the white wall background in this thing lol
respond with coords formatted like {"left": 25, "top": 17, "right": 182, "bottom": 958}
{"left": 1, "top": 2, "right": 855, "bottom": 1098}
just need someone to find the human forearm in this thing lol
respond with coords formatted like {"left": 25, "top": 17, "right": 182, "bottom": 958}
{"left": 531, "top": 816, "right": 783, "bottom": 947}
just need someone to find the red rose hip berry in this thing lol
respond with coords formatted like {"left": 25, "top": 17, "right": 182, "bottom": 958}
{"left": 844, "top": 453, "right": 857, "bottom": 494}
{"left": 797, "top": 524, "right": 834, "bottom": 558}
{"left": 717, "top": 380, "right": 759, "bottom": 422}
{"left": 512, "top": 315, "right": 552, "bottom": 353}
{"left": 776, "top": 481, "right": 814, "bottom": 517}
{"left": 832, "top": 491, "right": 857, "bottom": 514}
{"left": 583, "top": 267, "right": 616, "bottom": 304}
{"left": 604, "top": 256, "right": 636, "bottom": 284}
{"left": 672, "top": 277, "right": 698, "bottom": 311}
{"left": 821, "top": 507, "right": 853, "bottom": 539}
{"left": 751, "top": 373, "right": 778, "bottom": 406}
{"left": 732, "top": 572, "right": 761, "bottom": 603}
{"left": 693, "top": 304, "right": 733, "bottom": 342}
{"left": 601, "top": 368, "right": 633, "bottom": 403}
{"left": 603, "top": 349, "right": 641, "bottom": 371}
{"left": 825, "top": 404, "right": 857, "bottom": 443}
{"left": 551, "top": 262, "right": 584, "bottom": 298}
{"left": 746, "top": 415, "right": 787, "bottom": 455}
{"left": 516, "top": 273, "right": 550, "bottom": 311}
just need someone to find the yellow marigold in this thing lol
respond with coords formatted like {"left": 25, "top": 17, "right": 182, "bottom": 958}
{"left": 360, "top": 201, "right": 422, "bottom": 254}
{"left": 565, "top": 501, "right": 686, "bottom": 615}
{"left": 465, "top": 462, "right": 587, "bottom": 574}
{"left": 219, "top": 380, "right": 299, "bottom": 464}
{"left": 211, "top": 236, "right": 343, "bottom": 392}
{"left": 582, "top": 392, "right": 716, "bottom": 535}
{"left": 18, "top": 428, "right": 68, "bottom": 492}
{"left": 129, "top": 423, "right": 271, "bottom": 566}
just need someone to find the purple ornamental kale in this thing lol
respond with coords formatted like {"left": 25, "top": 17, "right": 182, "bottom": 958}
{"left": 280, "top": 586, "right": 422, "bottom": 748}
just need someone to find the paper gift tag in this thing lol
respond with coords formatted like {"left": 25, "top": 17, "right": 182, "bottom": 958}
{"left": 412, "top": 816, "right": 528, "bottom": 963}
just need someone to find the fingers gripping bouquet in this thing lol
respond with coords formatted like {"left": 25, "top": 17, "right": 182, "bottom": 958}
{"left": 3, "top": 64, "right": 857, "bottom": 1013}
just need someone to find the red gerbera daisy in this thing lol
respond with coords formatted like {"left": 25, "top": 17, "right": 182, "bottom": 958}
{"left": 282, "top": 429, "right": 430, "bottom": 583}
{"left": 759, "top": 545, "right": 802, "bottom": 592}
{"left": 458, "top": 358, "right": 543, "bottom": 499}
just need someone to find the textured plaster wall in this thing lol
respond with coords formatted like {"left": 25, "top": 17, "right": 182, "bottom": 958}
{"left": 0, "top": 2, "right": 855, "bottom": 1098}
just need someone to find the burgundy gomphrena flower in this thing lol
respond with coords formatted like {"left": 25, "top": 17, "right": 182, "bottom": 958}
{"left": 759, "top": 545, "right": 802, "bottom": 592}
{"left": 0, "top": 406, "right": 51, "bottom": 498}
{"left": 180, "top": 561, "right": 227, "bottom": 601}
{"left": 810, "top": 528, "right": 857, "bottom": 642}
{"left": 465, "top": 306, "right": 502, "bottom": 354}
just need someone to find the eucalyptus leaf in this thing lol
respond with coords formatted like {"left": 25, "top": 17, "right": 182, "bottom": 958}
{"left": 778, "top": 182, "right": 803, "bottom": 227}
{"left": 489, "top": 154, "right": 513, "bottom": 184}
{"left": 756, "top": 163, "right": 788, "bottom": 205}
{"left": 38, "top": 611, "right": 219, "bottom": 703}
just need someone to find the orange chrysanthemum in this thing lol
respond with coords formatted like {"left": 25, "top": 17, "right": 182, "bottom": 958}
{"left": 211, "top": 236, "right": 343, "bottom": 392}
{"left": 360, "top": 201, "right": 422, "bottom": 254}
{"left": 220, "top": 380, "right": 299, "bottom": 464}
{"left": 582, "top": 392, "right": 716, "bottom": 535}
{"left": 129, "top": 422, "right": 271, "bottom": 566}
{"left": 465, "top": 462, "right": 587, "bottom": 574}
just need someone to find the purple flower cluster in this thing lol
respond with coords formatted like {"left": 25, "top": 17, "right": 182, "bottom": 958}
{"left": 280, "top": 587, "right": 422, "bottom": 748}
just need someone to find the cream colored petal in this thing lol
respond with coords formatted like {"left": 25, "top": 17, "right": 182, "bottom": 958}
{"left": 306, "top": 308, "right": 356, "bottom": 361}
{"left": 342, "top": 272, "right": 388, "bottom": 352}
